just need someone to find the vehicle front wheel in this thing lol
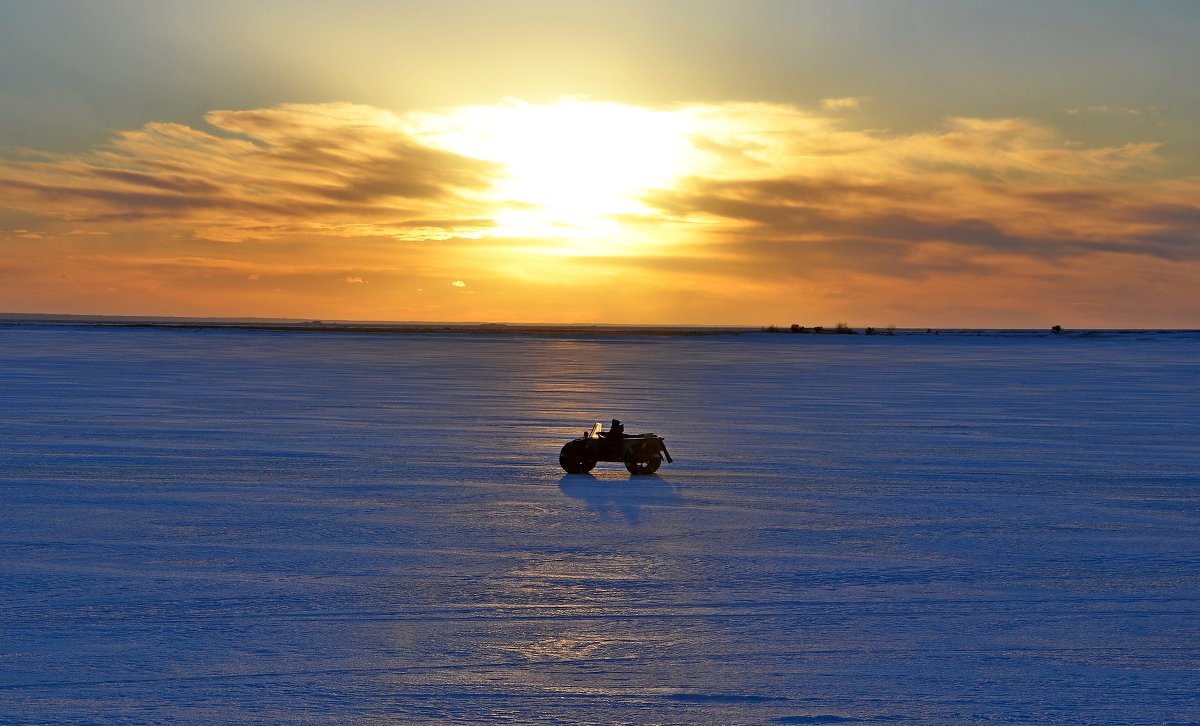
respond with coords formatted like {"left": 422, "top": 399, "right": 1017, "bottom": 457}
{"left": 625, "top": 453, "right": 661, "bottom": 475}
{"left": 560, "top": 443, "right": 597, "bottom": 474}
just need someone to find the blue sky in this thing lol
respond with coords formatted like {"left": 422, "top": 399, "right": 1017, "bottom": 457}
{"left": 4, "top": 1, "right": 1196, "bottom": 153}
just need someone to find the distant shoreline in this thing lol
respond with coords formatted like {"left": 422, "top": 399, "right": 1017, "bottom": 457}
{"left": 1, "top": 314, "right": 1197, "bottom": 339}
{"left": 0, "top": 315, "right": 750, "bottom": 337}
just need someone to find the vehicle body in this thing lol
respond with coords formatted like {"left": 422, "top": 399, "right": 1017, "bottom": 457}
{"left": 559, "top": 422, "right": 673, "bottom": 475}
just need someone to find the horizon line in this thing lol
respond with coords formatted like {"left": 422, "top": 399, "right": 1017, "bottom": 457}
{"left": 2, "top": 313, "right": 1198, "bottom": 337}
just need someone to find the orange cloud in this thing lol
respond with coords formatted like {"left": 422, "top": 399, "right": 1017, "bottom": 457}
{"left": 647, "top": 108, "right": 1197, "bottom": 270}
{"left": 0, "top": 103, "right": 499, "bottom": 243}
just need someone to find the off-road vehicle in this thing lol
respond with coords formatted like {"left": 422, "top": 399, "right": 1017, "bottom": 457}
{"left": 559, "top": 422, "right": 673, "bottom": 475}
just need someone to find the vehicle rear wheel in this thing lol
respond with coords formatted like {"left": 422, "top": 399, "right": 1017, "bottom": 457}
{"left": 560, "top": 443, "right": 596, "bottom": 474}
{"left": 625, "top": 453, "right": 661, "bottom": 475}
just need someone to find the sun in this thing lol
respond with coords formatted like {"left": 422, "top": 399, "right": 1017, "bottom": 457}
{"left": 408, "top": 99, "right": 701, "bottom": 244}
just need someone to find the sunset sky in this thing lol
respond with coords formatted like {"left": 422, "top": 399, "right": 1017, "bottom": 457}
{"left": 2, "top": 0, "right": 1198, "bottom": 327}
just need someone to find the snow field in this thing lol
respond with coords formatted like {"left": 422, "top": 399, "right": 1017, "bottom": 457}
{"left": 1, "top": 326, "right": 1197, "bottom": 723}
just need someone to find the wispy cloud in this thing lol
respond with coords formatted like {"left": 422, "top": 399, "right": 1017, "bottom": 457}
{"left": 820, "top": 97, "right": 864, "bottom": 112}
{"left": 0, "top": 103, "right": 500, "bottom": 243}
{"left": 646, "top": 107, "right": 1196, "bottom": 275}
{"left": 1066, "top": 105, "right": 1164, "bottom": 117}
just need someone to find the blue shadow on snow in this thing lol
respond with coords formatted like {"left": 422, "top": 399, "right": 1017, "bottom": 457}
{"left": 558, "top": 473, "right": 684, "bottom": 525}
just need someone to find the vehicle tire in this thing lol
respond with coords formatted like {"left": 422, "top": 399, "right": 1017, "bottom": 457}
{"left": 625, "top": 453, "right": 661, "bottom": 475}
{"left": 560, "top": 443, "right": 596, "bottom": 474}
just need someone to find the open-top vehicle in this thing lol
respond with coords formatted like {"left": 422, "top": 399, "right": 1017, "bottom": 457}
{"left": 559, "top": 421, "right": 673, "bottom": 475}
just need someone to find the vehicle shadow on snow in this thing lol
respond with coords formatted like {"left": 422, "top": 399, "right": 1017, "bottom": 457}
{"left": 557, "top": 473, "right": 684, "bottom": 525}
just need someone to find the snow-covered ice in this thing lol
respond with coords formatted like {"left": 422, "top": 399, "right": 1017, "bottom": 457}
{"left": 1, "top": 325, "right": 1197, "bottom": 723}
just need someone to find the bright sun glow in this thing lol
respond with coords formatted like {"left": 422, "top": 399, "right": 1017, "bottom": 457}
{"left": 408, "top": 100, "right": 701, "bottom": 245}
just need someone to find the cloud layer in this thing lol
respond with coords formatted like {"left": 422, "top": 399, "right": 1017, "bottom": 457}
{"left": 1, "top": 100, "right": 1197, "bottom": 325}
{"left": 0, "top": 103, "right": 499, "bottom": 243}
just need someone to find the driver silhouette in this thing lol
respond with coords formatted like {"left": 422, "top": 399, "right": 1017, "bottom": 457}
{"left": 600, "top": 418, "right": 624, "bottom": 455}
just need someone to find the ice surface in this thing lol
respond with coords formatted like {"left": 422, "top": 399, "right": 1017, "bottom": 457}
{"left": 1, "top": 325, "right": 1197, "bottom": 723}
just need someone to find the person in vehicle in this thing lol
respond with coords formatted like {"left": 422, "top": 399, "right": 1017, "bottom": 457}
{"left": 600, "top": 418, "right": 624, "bottom": 455}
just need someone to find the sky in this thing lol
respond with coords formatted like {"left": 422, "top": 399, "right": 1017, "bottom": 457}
{"left": 1, "top": 0, "right": 1198, "bottom": 327}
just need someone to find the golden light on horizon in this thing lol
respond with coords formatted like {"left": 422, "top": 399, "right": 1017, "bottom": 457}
{"left": 1, "top": 94, "right": 1197, "bottom": 327}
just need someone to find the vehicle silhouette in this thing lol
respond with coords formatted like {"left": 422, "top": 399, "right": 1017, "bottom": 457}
{"left": 559, "top": 420, "right": 673, "bottom": 475}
